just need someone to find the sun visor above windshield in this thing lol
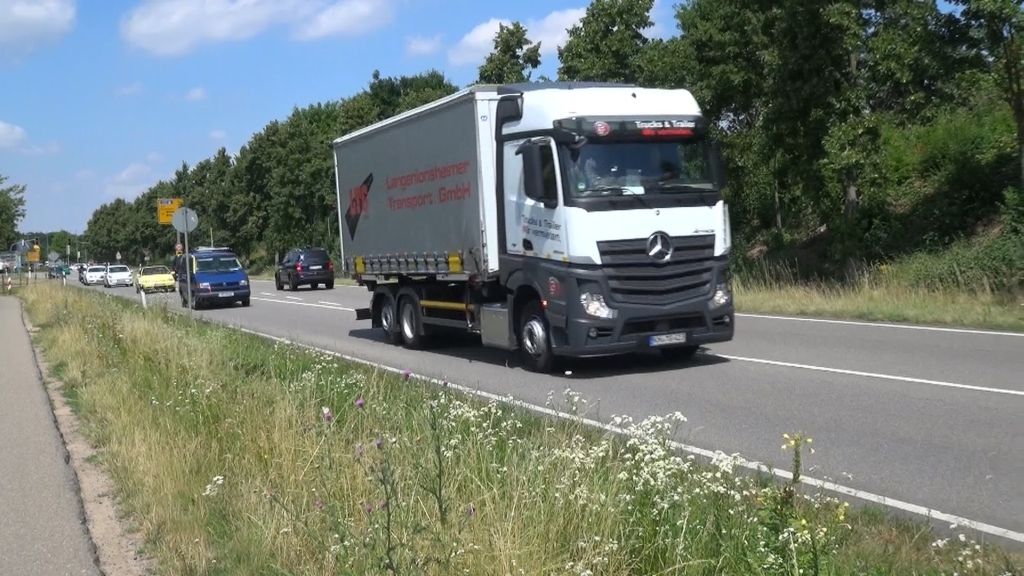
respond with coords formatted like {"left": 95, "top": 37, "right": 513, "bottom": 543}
{"left": 553, "top": 115, "right": 708, "bottom": 141}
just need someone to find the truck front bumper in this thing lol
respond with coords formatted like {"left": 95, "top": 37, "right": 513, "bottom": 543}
{"left": 544, "top": 259, "right": 734, "bottom": 357}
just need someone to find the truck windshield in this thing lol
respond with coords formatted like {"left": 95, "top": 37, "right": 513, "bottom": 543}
{"left": 566, "top": 140, "right": 715, "bottom": 199}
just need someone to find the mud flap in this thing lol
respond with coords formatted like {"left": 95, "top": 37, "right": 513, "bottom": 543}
{"left": 355, "top": 307, "right": 372, "bottom": 321}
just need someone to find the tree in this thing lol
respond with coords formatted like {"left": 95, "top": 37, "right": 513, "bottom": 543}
{"left": 478, "top": 21, "right": 542, "bottom": 84}
{"left": 557, "top": 0, "right": 655, "bottom": 83}
{"left": 955, "top": 0, "right": 1024, "bottom": 188}
{"left": 0, "top": 174, "right": 27, "bottom": 250}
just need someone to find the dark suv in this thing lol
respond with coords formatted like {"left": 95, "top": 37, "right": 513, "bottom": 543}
{"left": 275, "top": 247, "right": 335, "bottom": 290}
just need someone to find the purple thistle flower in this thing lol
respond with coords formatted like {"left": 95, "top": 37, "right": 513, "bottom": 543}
{"left": 401, "top": 369, "right": 411, "bottom": 381}
{"left": 364, "top": 501, "right": 373, "bottom": 514}
{"left": 314, "top": 498, "right": 325, "bottom": 512}
{"left": 321, "top": 406, "right": 334, "bottom": 424}
{"left": 354, "top": 396, "right": 365, "bottom": 410}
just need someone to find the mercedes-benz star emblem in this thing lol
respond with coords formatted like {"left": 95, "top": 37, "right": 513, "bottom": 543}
{"left": 646, "top": 232, "right": 673, "bottom": 263}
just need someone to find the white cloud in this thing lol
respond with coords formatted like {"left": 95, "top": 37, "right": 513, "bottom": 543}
{"left": 405, "top": 34, "right": 441, "bottom": 57}
{"left": 448, "top": 8, "right": 586, "bottom": 68}
{"left": 105, "top": 162, "right": 157, "bottom": 199}
{"left": 21, "top": 141, "right": 61, "bottom": 155}
{"left": 294, "top": 0, "right": 392, "bottom": 41}
{"left": 0, "top": 120, "right": 27, "bottom": 148}
{"left": 121, "top": 0, "right": 392, "bottom": 56}
{"left": 209, "top": 129, "right": 226, "bottom": 140}
{"left": 185, "top": 86, "right": 207, "bottom": 101}
{"left": 529, "top": 8, "right": 586, "bottom": 56}
{"left": 0, "top": 0, "right": 76, "bottom": 59}
{"left": 115, "top": 82, "right": 143, "bottom": 96}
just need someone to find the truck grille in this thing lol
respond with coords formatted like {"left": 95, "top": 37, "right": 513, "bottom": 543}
{"left": 211, "top": 281, "right": 241, "bottom": 289}
{"left": 597, "top": 235, "right": 715, "bottom": 305}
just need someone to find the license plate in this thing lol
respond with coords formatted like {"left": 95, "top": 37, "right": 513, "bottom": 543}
{"left": 649, "top": 332, "right": 688, "bottom": 347}
{"left": 309, "top": 265, "right": 322, "bottom": 270}
{"left": 219, "top": 291, "right": 235, "bottom": 297}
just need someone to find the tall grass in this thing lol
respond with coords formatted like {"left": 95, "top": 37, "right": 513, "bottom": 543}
{"left": 734, "top": 252, "right": 1024, "bottom": 331}
{"left": 20, "top": 284, "right": 1022, "bottom": 575}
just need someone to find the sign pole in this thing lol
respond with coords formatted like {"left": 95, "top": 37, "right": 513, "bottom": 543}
{"left": 184, "top": 219, "right": 191, "bottom": 314}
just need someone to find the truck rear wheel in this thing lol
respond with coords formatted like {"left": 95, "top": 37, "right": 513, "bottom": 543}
{"left": 378, "top": 293, "right": 401, "bottom": 344}
{"left": 518, "top": 300, "right": 554, "bottom": 373}
{"left": 399, "top": 296, "right": 426, "bottom": 349}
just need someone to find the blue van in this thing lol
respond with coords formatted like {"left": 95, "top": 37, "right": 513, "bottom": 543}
{"left": 176, "top": 247, "right": 251, "bottom": 308}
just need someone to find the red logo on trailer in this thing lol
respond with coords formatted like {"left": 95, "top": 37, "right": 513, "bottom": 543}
{"left": 593, "top": 121, "right": 611, "bottom": 136}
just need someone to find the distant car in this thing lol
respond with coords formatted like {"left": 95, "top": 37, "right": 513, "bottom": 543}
{"left": 135, "top": 265, "right": 175, "bottom": 293}
{"left": 176, "top": 247, "right": 251, "bottom": 308}
{"left": 103, "top": 264, "right": 133, "bottom": 288}
{"left": 275, "top": 247, "right": 335, "bottom": 291}
{"left": 83, "top": 265, "right": 106, "bottom": 285}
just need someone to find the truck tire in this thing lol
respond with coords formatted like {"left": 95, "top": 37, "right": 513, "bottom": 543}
{"left": 399, "top": 295, "right": 426, "bottom": 349}
{"left": 518, "top": 300, "right": 554, "bottom": 373}
{"left": 378, "top": 293, "right": 401, "bottom": 344}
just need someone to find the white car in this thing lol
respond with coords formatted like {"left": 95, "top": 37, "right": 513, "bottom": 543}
{"left": 103, "top": 265, "right": 133, "bottom": 287}
{"left": 83, "top": 266, "right": 106, "bottom": 285}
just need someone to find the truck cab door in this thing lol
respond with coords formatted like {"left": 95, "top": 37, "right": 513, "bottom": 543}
{"left": 505, "top": 137, "right": 568, "bottom": 260}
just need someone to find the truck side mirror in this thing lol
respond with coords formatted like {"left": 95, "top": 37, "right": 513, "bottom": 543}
{"left": 517, "top": 140, "right": 558, "bottom": 209}
{"left": 709, "top": 141, "right": 727, "bottom": 189}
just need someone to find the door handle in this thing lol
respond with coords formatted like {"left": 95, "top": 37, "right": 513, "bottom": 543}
{"left": 523, "top": 239, "right": 533, "bottom": 251}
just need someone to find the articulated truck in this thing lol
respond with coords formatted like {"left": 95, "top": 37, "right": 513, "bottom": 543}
{"left": 333, "top": 82, "right": 734, "bottom": 372}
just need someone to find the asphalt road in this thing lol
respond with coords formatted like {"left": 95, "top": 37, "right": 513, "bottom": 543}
{"left": 0, "top": 296, "right": 99, "bottom": 575}
{"left": 73, "top": 279, "right": 1024, "bottom": 544}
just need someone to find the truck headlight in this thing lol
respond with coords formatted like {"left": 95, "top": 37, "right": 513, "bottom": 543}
{"left": 239, "top": 279, "right": 248, "bottom": 286}
{"left": 580, "top": 291, "right": 617, "bottom": 319}
{"left": 710, "top": 282, "right": 731, "bottom": 309}
{"left": 199, "top": 282, "right": 211, "bottom": 289}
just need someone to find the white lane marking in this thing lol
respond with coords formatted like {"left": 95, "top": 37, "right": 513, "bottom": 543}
{"left": 716, "top": 354, "right": 1024, "bottom": 397}
{"left": 318, "top": 301, "right": 346, "bottom": 306}
{"left": 251, "top": 296, "right": 354, "bottom": 311}
{"left": 231, "top": 326, "right": 1024, "bottom": 545}
{"left": 737, "top": 313, "right": 1023, "bottom": 337}
{"left": 285, "top": 295, "right": 302, "bottom": 301}
{"left": 260, "top": 292, "right": 275, "bottom": 296}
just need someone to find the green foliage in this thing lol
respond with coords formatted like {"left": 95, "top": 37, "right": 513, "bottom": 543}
{"left": 477, "top": 21, "right": 542, "bottom": 84}
{"left": 557, "top": 0, "right": 655, "bottom": 83}
{"left": 0, "top": 174, "right": 27, "bottom": 250}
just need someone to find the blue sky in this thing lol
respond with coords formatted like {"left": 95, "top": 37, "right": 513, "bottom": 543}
{"left": 0, "top": 0, "right": 675, "bottom": 233}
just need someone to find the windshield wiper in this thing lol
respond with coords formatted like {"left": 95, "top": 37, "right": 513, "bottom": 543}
{"left": 656, "top": 183, "right": 718, "bottom": 206}
{"left": 581, "top": 186, "right": 655, "bottom": 209}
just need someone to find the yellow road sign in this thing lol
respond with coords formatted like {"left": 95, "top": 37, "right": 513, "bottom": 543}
{"left": 158, "top": 197, "right": 184, "bottom": 225}
{"left": 26, "top": 246, "right": 40, "bottom": 263}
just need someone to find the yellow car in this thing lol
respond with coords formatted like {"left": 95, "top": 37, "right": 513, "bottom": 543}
{"left": 135, "top": 265, "right": 176, "bottom": 293}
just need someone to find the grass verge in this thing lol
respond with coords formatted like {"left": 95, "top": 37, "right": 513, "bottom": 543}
{"left": 734, "top": 280, "right": 1024, "bottom": 331}
{"left": 19, "top": 284, "right": 1023, "bottom": 575}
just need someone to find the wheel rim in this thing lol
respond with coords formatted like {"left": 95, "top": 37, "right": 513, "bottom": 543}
{"left": 381, "top": 300, "right": 395, "bottom": 333}
{"left": 401, "top": 302, "right": 416, "bottom": 341}
{"left": 522, "top": 317, "right": 547, "bottom": 357}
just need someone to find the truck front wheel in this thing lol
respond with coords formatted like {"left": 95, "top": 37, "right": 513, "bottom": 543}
{"left": 518, "top": 300, "right": 554, "bottom": 373}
